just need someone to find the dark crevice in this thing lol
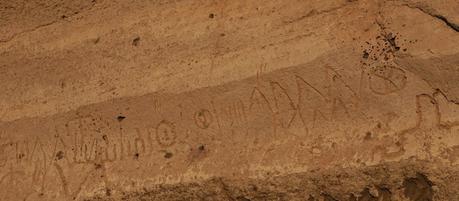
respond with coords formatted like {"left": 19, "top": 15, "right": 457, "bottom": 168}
{"left": 0, "top": 1, "right": 98, "bottom": 43}
{"left": 406, "top": 4, "right": 459, "bottom": 33}
{"left": 434, "top": 88, "right": 459, "bottom": 105}
{"left": 432, "top": 14, "right": 459, "bottom": 32}
{"left": 117, "top": 115, "right": 126, "bottom": 122}
{"left": 403, "top": 173, "right": 433, "bottom": 201}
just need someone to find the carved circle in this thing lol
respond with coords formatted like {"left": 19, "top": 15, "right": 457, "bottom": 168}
{"left": 0, "top": 171, "right": 31, "bottom": 200}
{"left": 155, "top": 120, "right": 177, "bottom": 147}
{"left": 369, "top": 66, "right": 407, "bottom": 95}
{"left": 194, "top": 109, "right": 213, "bottom": 129}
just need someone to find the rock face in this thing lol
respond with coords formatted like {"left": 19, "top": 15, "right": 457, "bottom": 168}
{"left": 1, "top": 0, "right": 459, "bottom": 200}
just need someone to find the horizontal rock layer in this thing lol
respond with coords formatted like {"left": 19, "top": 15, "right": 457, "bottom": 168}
{"left": 0, "top": 0, "right": 458, "bottom": 200}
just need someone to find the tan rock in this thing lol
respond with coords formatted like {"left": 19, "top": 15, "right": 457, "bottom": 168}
{"left": 0, "top": 0, "right": 458, "bottom": 200}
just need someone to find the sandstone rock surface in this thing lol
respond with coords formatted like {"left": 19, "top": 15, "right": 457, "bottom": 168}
{"left": 1, "top": 0, "right": 459, "bottom": 200}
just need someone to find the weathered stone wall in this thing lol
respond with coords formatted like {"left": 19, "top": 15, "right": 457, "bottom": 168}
{"left": 1, "top": 0, "right": 459, "bottom": 200}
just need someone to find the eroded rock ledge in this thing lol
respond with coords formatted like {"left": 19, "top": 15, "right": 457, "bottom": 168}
{"left": 1, "top": 0, "right": 459, "bottom": 201}
{"left": 83, "top": 161, "right": 457, "bottom": 201}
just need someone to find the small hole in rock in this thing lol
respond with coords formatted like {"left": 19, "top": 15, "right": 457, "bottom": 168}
{"left": 198, "top": 145, "right": 205, "bottom": 151}
{"left": 362, "top": 50, "right": 369, "bottom": 59}
{"left": 164, "top": 152, "right": 173, "bottom": 159}
{"left": 364, "top": 132, "right": 372, "bottom": 140}
{"left": 56, "top": 151, "right": 64, "bottom": 160}
{"left": 117, "top": 116, "right": 126, "bottom": 122}
{"left": 106, "top": 188, "right": 112, "bottom": 196}
{"left": 132, "top": 37, "right": 140, "bottom": 46}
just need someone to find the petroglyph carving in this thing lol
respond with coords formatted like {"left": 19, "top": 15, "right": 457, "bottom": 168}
{"left": 210, "top": 101, "right": 223, "bottom": 129}
{"left": 295, "top": 69, "right": 360, "bottom": 132}
{"left": 52, "top": 115, "right": 157, "bottom": 164}
{"left": 376, "top": 94, "right": 436, "bottom": 160}
{"left": 194, "top": 109, "right": 213, "bottom": 129}
{"left": 54, "top": 163, "right": 94, "bottom": 200}
{"left": 4, "top": 0, "right": 459, "bottom": 199}
{"left": 379, "top": 91, "right": 459, "bottom": 161}
{"left": 133, "top": 128, "right": 147, "bottom": 155}
{"left": 0, "top": 140, "right": 37, "bottom": 167}
{"left": 155, "top": 120, "right": 177, "bottom": 147}
{"left": 0, "top": 64, "right": 414, "bottom": 172}
{"left": 0, "top": 142, "right": 10, "bottom": 167}
{"left": 295, "top": 74, "right": 328, "bottom": 131}
{"left": 327, "top": 67, "right": 360, "bottom": 113}
{"left": 369, "top": 66, "right": 407, "bottom": 95}
{"left": 402, "top": 92, "right": 459, "bottom": 131}
{"left": 248, "top": 87, "right": 273, "bottom": 113}
{"left": 433, "top": 90, "right": 459, "bottom": 129}
{"left": 219, "top": 98, "right": 248, "bottom": 129}
{"left": 152, "top": 99, "right": 161, "bottom": 113}
{"left": 271, "top": 81, "right": 299, "bottom": 129}
{"left": 0, "top": 171, "right": 33, "bottom": 201}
